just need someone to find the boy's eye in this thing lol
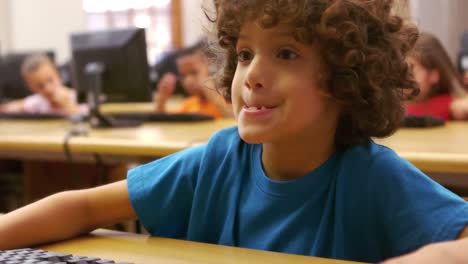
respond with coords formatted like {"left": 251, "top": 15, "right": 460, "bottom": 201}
{"left": 277, "top": 49, "right": 298, "bottom": 60}
{"left": 237, "top": 50, "right": 253, "bottom": 62}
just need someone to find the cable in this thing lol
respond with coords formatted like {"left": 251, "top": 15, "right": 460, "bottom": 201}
{"left": 93, "top": 153, "right": 106, "bottom": 186}
{"left": 63, "top": 125, "right": 88, "bottom": 189}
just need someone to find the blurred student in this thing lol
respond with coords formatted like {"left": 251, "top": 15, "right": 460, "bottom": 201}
{"left": 459, "top": 32, "right": 468, "bottom": 87}
{"left": 0, "top": 54, "right": 85, "bottom": 116}
{"left": 405, "top": 32, "right": 466, "bottom": 120}
{"left": 154, "top": 48, "right": 233, "bottom": 118}
{"left": 464, "top": 71, "right": 468, "bottom": 87}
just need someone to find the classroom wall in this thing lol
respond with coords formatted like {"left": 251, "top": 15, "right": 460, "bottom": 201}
{"left": 0, "top": 0, "right": 12, "bottom": 53}
{"left": 0, "top": 0, "right": 207, "bottom": 64}
{"left": 6, "top": 0, "right": 86, "bottom": 64}
{"left": 181, "top": 0, "right": 207, "bottom": 46}
{"left": 410, "top": 0, "right": 468, "bottom": 61}
{"left": 2, "top": 1, "right": 465, "bottom": 64}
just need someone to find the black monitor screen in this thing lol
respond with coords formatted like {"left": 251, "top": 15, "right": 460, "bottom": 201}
{"left": 70, "top": 28, "right": 151, "bottom": 103}
{"left": 458, "top": 32, "right": 468, "bottom": 72}
{"left": 461, "top": 54, "right": 468, "bottom": 72}
{"left": 0, "top": 51, "right": 55, "bottom": 102}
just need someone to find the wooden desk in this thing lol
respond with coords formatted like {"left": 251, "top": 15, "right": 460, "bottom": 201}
{"left": 1, "top": 119, "right": 468, "bottom": 172}
{"left": 99, "top": 97, "right": 185, "bottom": 114}
{"left": 0, "top": 118, "right": 235, "bottom": 202}
{"left": 41, "top": 230, "right": 362, "bottom": 264}
{"left": 375, "top": 122, "right": 468, "bottom": 173}
{"left": 0, "top": 119, "right": 236, "bottom": 161}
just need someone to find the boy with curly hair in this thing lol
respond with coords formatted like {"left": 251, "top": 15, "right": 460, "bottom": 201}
{"left": 1, "top": 0, "right": 467, "bottom": 263}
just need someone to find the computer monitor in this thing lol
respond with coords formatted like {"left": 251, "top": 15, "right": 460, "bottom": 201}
{"left": 0, "top": 51, "right": 55, "bottom": 102}
{"left": 458, "top": 32, "right": 468, "bottom": 73}
{"left": 70, "top": 27, "right": 151, "bottom": 104}
{"left": 70, "top": 28, "right": 151, "bottom": 128}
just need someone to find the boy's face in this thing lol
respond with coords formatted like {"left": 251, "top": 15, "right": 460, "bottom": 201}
{"left": 177, "top": 51, "right": 209, "bottom": 96}
{"left": 231, "top": 20, "right": 340, "bottom": 145}
{"left": 24, "top": 63, "right": 62, "bottom": 101}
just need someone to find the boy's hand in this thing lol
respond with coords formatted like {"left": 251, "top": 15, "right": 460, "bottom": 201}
{"left": 382, "top": 240, "right": 468, "bottom": 264}
{"left": 49, "top": 87, "right": 80, "bottom": 115}
{"left": 156, "top": 73, "right": 177, "bottom": 100}
{"left": 154, "top": 73, "right": 177, "bottom": 112}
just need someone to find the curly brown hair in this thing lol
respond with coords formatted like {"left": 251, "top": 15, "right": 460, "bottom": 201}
{"left": 208, "top": 0, "right": 419, "bottom": 146}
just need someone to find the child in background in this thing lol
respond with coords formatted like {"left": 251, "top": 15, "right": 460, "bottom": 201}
{"left": 0, "top": 54, "right": 86, "bottom": 116}
{"left": 405, "top": 32, "right": 466, "bottom": 120}
{"left": 464, "top": 71, "right": 468, "bottom": 87}
{"left": 155, "top": 48, "right": 233, "bottom": 118}
{"left": 1, "top": 1, "right": 468, "bottom": 263}
{"left": 459, "top": 32, "right": 468, "bottom": 87}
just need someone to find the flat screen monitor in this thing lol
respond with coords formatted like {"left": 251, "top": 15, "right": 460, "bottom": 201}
{"left": 458, "top": 32, "right": 468, "bottom": 72}
{"left": 460, "top": 54, "right": 468, "bottom": 72}
{"left": 0, "top": 51, "right": 55, "bottom": 102}
{"left": 70, "top": 28, "right": 151, "bottom": 104}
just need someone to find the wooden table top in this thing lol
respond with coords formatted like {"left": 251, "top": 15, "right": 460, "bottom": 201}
{"left": 0, "top": 118, "right": 236, "bottom": 157}
{"left": 41, "top": 230, "right": 363, "bottom": 264}
{"left": 2, "top": 117, "right": 468, "bottom": 173}
{"left": 374, "top": 122, "right": 468, "bottom": 173}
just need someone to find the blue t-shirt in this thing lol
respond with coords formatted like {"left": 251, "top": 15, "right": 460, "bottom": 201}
{"left": 127, "top": 127, "right": 468, "bottom": 263}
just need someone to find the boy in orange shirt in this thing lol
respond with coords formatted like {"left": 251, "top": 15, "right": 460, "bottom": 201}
{"left": 154, "top": 49, "right": 232, "bottom": 118}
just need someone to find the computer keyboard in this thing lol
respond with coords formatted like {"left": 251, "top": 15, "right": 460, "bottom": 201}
{"left": 402, "top": 115, "right": 445, "bottom": 128}
{"left": 0, "top": 248, "right": 133, "bottom": 264}
{"left": 108, "top": 112, "right": 214, "bottom": 122}
{"left": 0, "top": 113, "right": 66, "bottom": 120}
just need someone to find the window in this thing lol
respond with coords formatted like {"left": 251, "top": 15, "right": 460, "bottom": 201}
{"left": 82, "top": 0, "right": 182, "bottom": 64}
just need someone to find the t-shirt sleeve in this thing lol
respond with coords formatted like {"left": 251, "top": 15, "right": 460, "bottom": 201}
{"left": 368, "top": 148, "right": 468, "bottom": 256}
{"left": 127, "top": 145, "right": 205, "bottom": 238}
{"left": 23, "top": 94, "right": 48, "bottom": 113}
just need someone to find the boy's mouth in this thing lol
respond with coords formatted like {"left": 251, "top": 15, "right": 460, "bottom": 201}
{"left": 242, "top": 104, "right": 277, "bottom": 116}
{"left": 244, "top": 106, "right": 271, "bottom": 110}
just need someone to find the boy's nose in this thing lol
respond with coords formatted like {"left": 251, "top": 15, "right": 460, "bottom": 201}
{"left": 244, "top": 57, "right": 266, "bottom": 90}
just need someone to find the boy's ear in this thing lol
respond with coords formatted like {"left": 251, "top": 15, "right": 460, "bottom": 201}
{"left": 428, "top": 69, "right": 440, "bottom": 85}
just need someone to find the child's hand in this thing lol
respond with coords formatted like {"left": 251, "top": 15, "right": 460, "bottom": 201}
{"left": 450, "top": 97, "right": 468, "bottom": 120}
{"left": 154, "top": 73, "right": 177, "bottom": 112}
{"left": 49, "top": 87, "right": 80, "bottom": 114}
{"left": 155, "top": 73, "right": 177, "bottom": 101}
{"left": 382, "top": 240, "right": 468, "bottom": 264}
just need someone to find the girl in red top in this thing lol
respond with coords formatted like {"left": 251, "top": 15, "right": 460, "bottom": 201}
{"left": 406, "top": 33, "right": 466, "bottom": 120}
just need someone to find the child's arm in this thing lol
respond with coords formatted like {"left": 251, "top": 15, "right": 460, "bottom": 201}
{"left": 50, "top": 87, "right": 82, "bottom": 115}
{"left": 202, "top": 79, "right": 233, "bottom": 118}
{"left": 450, "top": 96, "right": 468, "bottom": 120}
{"left": 0, "top": 180, "right": 136, "bottom": 249}
{"left": 0, "top": 99, "right": 26, "bottom": 113}
{"left": 383, "top": 227, "right": 468, "bottom": 263}
{"left": 154, "top": 73, "right": 177, "bottom": 112}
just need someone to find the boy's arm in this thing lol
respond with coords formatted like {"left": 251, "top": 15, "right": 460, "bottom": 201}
{"left": 50, "top": 87, "right": 82, "bottom": 115}
{"left": 154, "top": 73, "right": 177, "bottom": 112}
{"left": 0, "top": 99, "right": 25, "bottom": 113}
{"left": 202, "top": 80, "right": 233, "bottom": 118}
{"left": 383, "top": 226, "right": 468, "bottom": 263}
{"left": 0, "top": 180, "right": 136, "bottom": 249}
